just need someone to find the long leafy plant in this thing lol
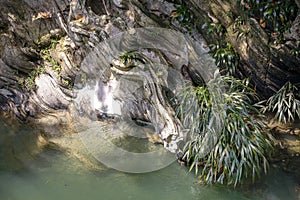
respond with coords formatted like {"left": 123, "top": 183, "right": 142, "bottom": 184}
{"left": 177, "top": 76, "right": 274, "bottom": 187}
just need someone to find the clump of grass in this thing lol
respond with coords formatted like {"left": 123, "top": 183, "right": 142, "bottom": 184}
{"left": 259, "top": 82, "right": 300, "bottom": 123}
{"left": 177, "top": 76, "right": 274, "bottom": 187}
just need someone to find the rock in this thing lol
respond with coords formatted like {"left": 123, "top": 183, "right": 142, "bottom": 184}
{"left": 48, "top": 134, "right": 106, "bottom": 171}
{"left": 146, "top": 132, "right": 163, "bottom": 144}
{"left": 0, "top": 0, "right": 299, "bottom": 160}
{"left": 0, "top": 117, "right": 49, "bottom": 170}
{"left": 186, "top": 0, "right": 300, "bottom": 98}
{"left": 269, "top": 121, "right": 300, "bottom": 181}
{"left": 112, "top": 0, "right": 127, "bottom": 8}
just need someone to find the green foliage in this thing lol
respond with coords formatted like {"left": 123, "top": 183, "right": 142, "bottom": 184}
{"left": 18, "top": 38, "right": 64, "bottom": 91}
{"left": 169, "top": 0, "right": 194, "bottom": 30}
{"left": 290, "top": 48, "right": 299, "bottom": 57}
{"left": 18, "top": 66, "right": 45, "bottom": 91}
{"left": 62, "top": 79, "right": 71, "bottom": 88}
{"left": 177, "top": 76, "right": 274, "bottom": 187}
{"left": 238, "top": 0, "right": 298, "bottom": 40}
{"left": 205, "top": 21, "right": 239, "bottom": 75}
{"left": 40, "top": 39, "right": 62, "bottom": 77}
{"left": 231, "top": 16, "right": 251, "bottom": 40}
{"left": 209, "top": 43, "right": 239, "bottom": 75}
{"left": 119, "top": 51, "right": 138, "bottom": 66}
{"left": 259, "top": 82, "right": 300, "bottom": 123}
{"left": 206, "top": 22, "right": 226, "bottom": 36}
{"left": 177, "top": 84, "right": 212, "bottom": 138}
{"left": 172, "top": 5, "right": 194, "bottom": 28}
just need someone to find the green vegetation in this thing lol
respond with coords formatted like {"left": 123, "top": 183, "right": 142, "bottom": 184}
{"left": 18, "top": 38, "right": 64, "bottom": 91}
{"left": 171, "top": 4, "right": 194, "bottom": 28}
{"left": 119, "top": 51, "right": 139, "bottom": 66}
{"left": 259, "top": 82, "right": 300, "bottom": 123}
{"left": 40, "top": 39, "right": 62, "bottom": 77}
{"left": 172, "top": 0, "right": 298, "bottom": 187}
{"left": 166, "top": 0, "right": 194, "bottom": 29}
{"left": 290, "top": 48, "right": 299, "bottom": 57}
{"left": 18, "top": 66, "right": 45, "bottom": 91}
{"left": 231, "top": 16, "right": 251, "bottom": 40}
{"left": 206, "top": 22, "right": 240, "bottom": 75}
{"left": 168, "top": 1, "right": 240, "bottom": 75}
{"left": 209, "top": 43, "right": 239, "bottom": 75}
{"left": 206, "top": 22, "right": 226, "bottom": 36}
{"left": 177, "top": 76, "right": 274, "bottom": 187}
{"left": 238, "top": 0, "right": 298, "bottom": 40}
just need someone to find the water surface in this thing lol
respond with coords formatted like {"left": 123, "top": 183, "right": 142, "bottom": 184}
{"left": 0, "top": 119, "right": 298, "bottom": 200}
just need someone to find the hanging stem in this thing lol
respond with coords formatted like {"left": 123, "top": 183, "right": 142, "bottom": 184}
{"left": 102, "top": 0, "right": 110, "bottom": 15}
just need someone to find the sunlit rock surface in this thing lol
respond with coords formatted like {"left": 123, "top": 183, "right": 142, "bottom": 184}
{"left": 0, "top": 0, "right": 299, "bottom": 157}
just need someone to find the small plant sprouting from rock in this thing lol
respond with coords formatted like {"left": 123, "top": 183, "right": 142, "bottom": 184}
{"left": 18, "top": 66, "right": 45, "bottom": 91}
{"left": 119, "top": 51, "right": 138, "bottom": 66}
{"left": 290, "top": 48, "right": 299, "bottom": 57}
{"left": 209, "top": 43, "right": 239, "bottom": 75}
{"left": 40, "top": 39, "right": 62, "bottom": 77}
{"left": 177, "top": 76, "right": 274, "bottom": 187}
{"left": 231, "top": 16, "right": 251, "bottom": 40}
{"left": 18, "top": 38, "right": 64, "bottom": 91}
{"left": 171, "top": 5, "right": 194, "bottom": 28}
{"left": 258, "top": 82, "right": 300, "bottom": 123}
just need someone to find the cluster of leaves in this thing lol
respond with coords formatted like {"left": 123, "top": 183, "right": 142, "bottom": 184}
{"left": 290, "top": 48, "right": 300, "bottom": 57}
{"left": 177, "top": 83, "right": 212, "bottom": 138}
{"left": 204, "top": 22, "right": 240, "bottom": 75}
{"left": 231, "top": 16, "right": 252, "bottom": 40}
{"left": 40, "top": 39, "right": 62, "bottom": 77}
{"left": 18, "top": 39, "right": 62, "bottom": 91}
{"left": 18, "top": 66, "right": 45, "bottom": 91}
{"left": 258, "top": 82, "right": 300, "bottom": 123}
{"left": 119, "top": 51, "right": 139, "bottom": 66}
{"left": 168, "top": 0, "right": 194, "bottom": 29}
{"left": 238, "top": 0, "right": 298, "bottom": 40}
{"left": 171, "top": 5, "right": 194, "bottom": 28}
{"left": 206, "top": 22, "right": 226, "bottom": 36}
{"left": 209, "top": 43, "right": 239, "bottom": 75}
{"left": 18, "top": 38, "right": 70, "bottom": 90}
{"left": 177, "top": 76, "right": 274, "bottom": 187}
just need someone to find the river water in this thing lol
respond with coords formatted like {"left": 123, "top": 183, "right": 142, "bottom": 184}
{"left": 0, "top": 118, "right": 298, "bottom": 200}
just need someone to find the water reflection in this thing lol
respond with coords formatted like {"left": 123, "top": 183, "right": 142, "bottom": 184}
{"left": 0, "top": 117, "right": 48, "bottom": 171}
{"left": 0, "top": 117, "right": 299, "bottom": 200}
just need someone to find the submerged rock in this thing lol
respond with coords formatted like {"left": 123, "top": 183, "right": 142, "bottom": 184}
{"left": 0, "top": 116, "right": 49, "bottom": 171}
{"left": 268, "top": 120, "right": 300, "bottom": 182}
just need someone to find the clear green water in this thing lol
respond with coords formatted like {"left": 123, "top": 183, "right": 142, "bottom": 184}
{"left": 0, "top": 119, "right": 298, "bottom": 200}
